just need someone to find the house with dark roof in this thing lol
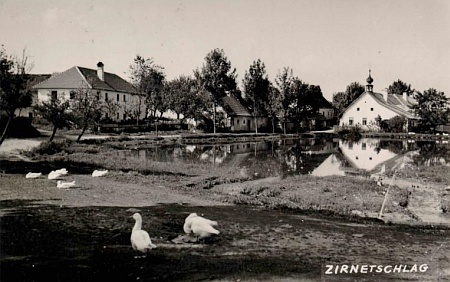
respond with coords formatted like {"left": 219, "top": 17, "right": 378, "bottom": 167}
{"left": 339, "top": 71, "right": 419, "bottom": 131}
{"left": 217, "top": 94, "right": 268, "bottom": 132}
{"left": 33, "top": 62, "right": 145, "bottom": 121}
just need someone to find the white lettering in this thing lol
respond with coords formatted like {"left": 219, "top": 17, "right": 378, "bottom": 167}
{"left": 419, "top": 264, "right": 428, "bottom": 272}
{"left": 410, "top": 264, "right": 417, "bottom": 272}
{"left": 324, "top": 265, "right": 333, "bottom": 275}
{"left": 360, "top": 265, "right": 368, "bottom": 273}
{"left": 376, "top": 265, "right": 383, "bottom": 273}
{"left": 340, "top": 265, "right": 349, "bottom": 273}
{"left": 369, "top": 265, "right": 376, "bottom": 272}
{"left": 384, "top": 266, "right": 392, "bottom": 273}
{"left": 350, "top": 265, "right": 358, "bottom": 273}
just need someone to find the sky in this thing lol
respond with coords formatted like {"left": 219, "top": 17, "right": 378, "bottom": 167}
{"left": 1, "top": 0, "right": 449, "bottom": 101}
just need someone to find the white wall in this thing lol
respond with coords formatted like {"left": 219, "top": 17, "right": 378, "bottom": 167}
{"left": 340, "top": 92, "right": 399, "bottom": 130}
{"left": 36, "top": 88, "right": 146, "bottom": 121}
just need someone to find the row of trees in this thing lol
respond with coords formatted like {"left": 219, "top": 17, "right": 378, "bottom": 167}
{"left": 2, "top": 44, "right": 449, "bottom": 145}
{"left": 127, "top": 49, "right": 330, "bottom": 134}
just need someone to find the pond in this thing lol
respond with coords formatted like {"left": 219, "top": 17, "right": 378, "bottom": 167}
{"left": 116, "top": 137, "right": 450, "bottom": 180}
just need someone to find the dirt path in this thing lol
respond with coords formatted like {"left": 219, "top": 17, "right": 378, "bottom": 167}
{"left": 1, "top": 202, "right": 448, "bottom": 282}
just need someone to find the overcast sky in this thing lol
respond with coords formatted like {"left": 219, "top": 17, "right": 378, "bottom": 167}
{"left": 1, "top": 0, "right": 449, "bottom": 101}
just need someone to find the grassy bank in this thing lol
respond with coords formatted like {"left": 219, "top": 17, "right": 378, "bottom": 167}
{"left": 13, "top": 138, "right": 421, "bottom": 224}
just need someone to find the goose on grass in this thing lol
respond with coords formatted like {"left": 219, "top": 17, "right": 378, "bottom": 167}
{"left": 183, "top": 213, "right": 219, "bottom": 240}
{"left": 48, "top": 168, "right": 68, "bottom": 180}
{"left": 92, "top": 169, "right": 108, "bottom": 177}
{"left": 131, "top": 213, "right": 157, "bottom": 257}
{"left": 26, "top": 172, "right": 42, "bottom": 179}
{"left": 57, "top": 180, "right": 76, "bottom": 189}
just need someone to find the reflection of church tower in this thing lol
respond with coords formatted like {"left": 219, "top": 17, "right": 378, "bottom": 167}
{"left": 366, "top": 69, "right": 374, "bottom": 92}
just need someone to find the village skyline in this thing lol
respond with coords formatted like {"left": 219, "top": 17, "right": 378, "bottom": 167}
{"left": 1, "top": 0, "right": 449, "bottom": 101}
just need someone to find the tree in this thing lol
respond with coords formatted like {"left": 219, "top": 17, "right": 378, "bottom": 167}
{"left": 411, "top": 88, "right": 449, "bottom": 133}
{"left": 165, "top": 75, "right": 209, "bottom": 123}
{"left": 34, "top": 99, "right": 72, "bottom": 142}
{"left": 266, "top": 85, "right": 281, "bottom": 133}
{"left": 123, "top": 94, "right": 145, "bottom": 125}
{"left": 289, "top": 78, "right": 311, "bottom": 132}
{"left": 332, "top": 91, "right": 346, "bottom": 114}
{"left": 142, "top": 68, "right": 166, "bottom": 119}
{"left": 129, "top": 55, "right": 165, "bottom": 122}
{"left": 242, "top": 59, "right": 270, "bottom": 133}
{"left": 103, "top": 98, "right": 119, "bottom": 122}
{"left": 274, "top": 67, "right": 295, "bottom": 134}
{"left": 198, "top": 48, "right": 237, "bottom": 133}
{"left": 332, "top": 82, "right": 365, "bottom": 114}
{"left": 70, "top": 79, "right": 103, "bottom": 142}
{"left": 0, "top": 46, "right": 33, "bottom": 145}
{"left": 387, "top": 79, "right": 413, "bottom": 95}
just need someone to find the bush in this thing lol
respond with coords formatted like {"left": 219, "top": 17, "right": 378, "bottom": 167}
{"left": 0, "top": 117, "right": 41, "bottom": 138}
{"left": 32, "top": 139, "right": 73, "bottom": 155}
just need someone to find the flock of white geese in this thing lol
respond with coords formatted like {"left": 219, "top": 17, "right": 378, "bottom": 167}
{"left": 25, "top": 169, "right": 219, "bottom": 256}
{"left": 131, "top": 212, "right": 220, "bottom": 257}
{"left": 25, "top": 168, "right": 109, "bottom": 189}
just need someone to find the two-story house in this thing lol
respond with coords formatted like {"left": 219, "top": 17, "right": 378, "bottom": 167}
{"left": 33, "top": 62, "right": 146, "bottom": 122}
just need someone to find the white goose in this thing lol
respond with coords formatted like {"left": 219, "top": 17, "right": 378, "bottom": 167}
{"left": 48, "top": 168, "right": 68, "bottom": 180}
{"left": 57, "top": 180, "right": 76, "bottom": 189}
{"left": 92, "top": 169, "right": 108, "bottom": 177}
{"left": 183, "top": 213, "right": 219, "bottom": 240}
{"left": 131, "top": 213, "right": 157, "bottom": 256}
{"left": 26, "top": 172, "right": 42, "bottom": 179}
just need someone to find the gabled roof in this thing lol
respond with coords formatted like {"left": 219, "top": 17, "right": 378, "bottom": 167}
{"left": 33, "top": 66, "right": 137, "bottom": 94}
{"left": 27, "top": 74, "right": 51, "bottom": 89}
{"left": 369, "top": 92, "right": 417, "bottom": 119}
{"left": 343, "top": 91, "right": 418, "bottom": 119}
{"left": 221, "top": 95, "right": 252, "bottom": 116}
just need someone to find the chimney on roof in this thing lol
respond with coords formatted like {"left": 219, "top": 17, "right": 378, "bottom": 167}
{"left": 97, "top": 62, "right": 104, "bottom": 81}
{"left": 382, "top": 90, "right": 389, "bottom": 102}
{"left": 402, "top": 91, "right": 408, "bottom": 101}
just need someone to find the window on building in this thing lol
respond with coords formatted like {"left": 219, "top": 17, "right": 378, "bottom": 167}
{"left": 51, "top": 91, "right": 57, "bottom": 101}
{"left": 243, "top": 119, "right": 246, "bottom": 125}
{"left": 28, "top": 112, "right": 33, "bottom": 119}
{"left": 362, "top": 118, "right": 367, "bottom": 125}
{"left": 105, "top": 113, "right": 109, "bottom": 119}
{"left": 116, "top": 113, "right": 119, "bottom": 120}
{"left": 70, "top": 91, "right": 76, "bottom": 99}
{"left": 123, "top": 113, "right": 126, "bottom": 120}
{"left": 237, "top": 119, "right": 240, "bottom": 124}
{"left": 370, "top": 108, "right": 374, "bottom": 111}
{"left": 369, "top": 157, "right": 372, "bottom": 160}
{"left": 362, "top": 143, "right": 366, "bottom": 150}
{"left": 123, "top": 95, "right": 126, "bottom": 102}
{"left": 105, "top": 93, "right": 109, "bottom": 101}
{"left": 357, "top": 107, "right": 360, "bottom": 111}
{"left": 117, "top": 94, "right": 120, "bottom": 102}
{"left": 349, "top": 117, "right": 354, "bottom": 126}
{"left": 356, "top": 156, "right": 358, "bottom": 160}
{"left": 97, "top": 91, "right": 101, "bottom": 100}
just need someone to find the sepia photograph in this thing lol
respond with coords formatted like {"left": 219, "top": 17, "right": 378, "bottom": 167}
{"left": 1, "top": 0, "right": 449, "bottom": 281}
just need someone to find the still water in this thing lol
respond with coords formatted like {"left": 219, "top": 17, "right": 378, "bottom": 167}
{"left": 118, "top": 137, "right": 450, "bottom": 179}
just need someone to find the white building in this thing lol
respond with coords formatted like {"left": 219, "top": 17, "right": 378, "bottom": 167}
{"left": 339, "top": 71, "right": 418, "bottom": 131}
{"left": 33, "top": 62, "right": 146, "bottom": 121}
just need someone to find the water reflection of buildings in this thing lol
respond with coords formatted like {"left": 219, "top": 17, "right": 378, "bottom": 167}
{"left": 339, "top": 139, "right": 398, "bottom": 171}
{"left": 115, "top": 138, "right": 449, "bottom": 179}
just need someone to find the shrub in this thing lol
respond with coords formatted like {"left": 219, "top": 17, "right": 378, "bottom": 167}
{"left": 32, "top": 139, "right": 73, "bottom": 155}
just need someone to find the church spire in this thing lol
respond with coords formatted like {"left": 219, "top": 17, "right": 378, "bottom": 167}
{"left": 366, "top": 69, "right": 373, "bottom": 92}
